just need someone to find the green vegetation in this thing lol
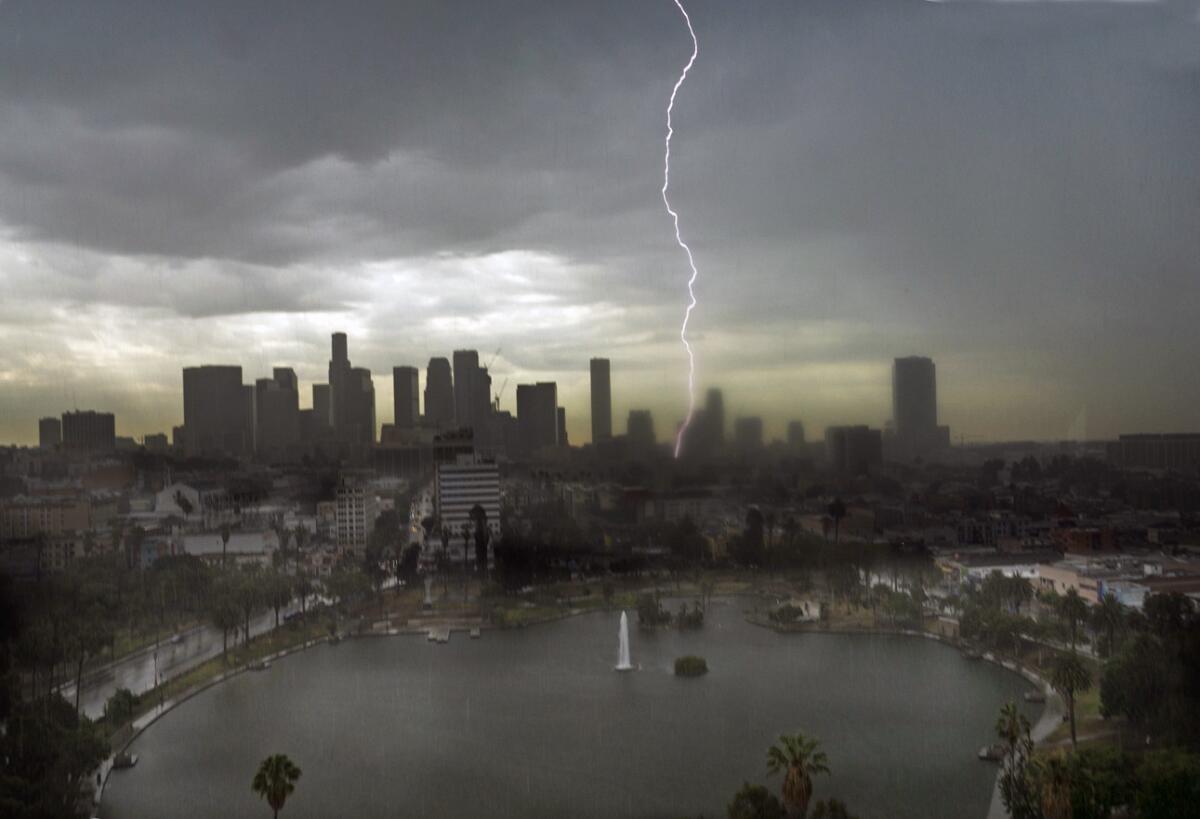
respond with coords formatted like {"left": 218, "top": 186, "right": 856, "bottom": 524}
{"left": 1100, "top": 592, "right": 1200, "bottom": 746}
{"left": 720, "top": 732, "right": 857, "bottom": 819}
{"left": 995, "top": 701, "right": 1200, "bottom": 819}
{"left": 636, "top": 590, "right": 673, "bottom": 627}
{"left": 674, "top": 655, "right": 709, "bottom": 677}
{"left": 766, "top": 733, "right": 830, "bottom": 819}
{"left": 1049, "top": 652, "right": 1092, "bottom": 750}
{"left": 252, "top": 753, "right": 302, "bottom": 818}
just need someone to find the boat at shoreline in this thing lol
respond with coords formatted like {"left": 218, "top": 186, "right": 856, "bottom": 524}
{"left": 113, "top": 751, "right": 139, "bottom": 770}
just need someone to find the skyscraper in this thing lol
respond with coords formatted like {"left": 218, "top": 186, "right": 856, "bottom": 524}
{"left": 346, "top": 367, "right": 376, "bottom": 444}
{"left": 787, "top": 420, "right": 806, "bottom": 449}
{"left": 557, "top": 407, "right": 568, "bottom": 447}
{"left": 255, "top": 368, "right": 300, "bottom": 458}
{"left": 516, "top": 382, "right": 558, "bottom": 454}
{"left": 328, "top": 332, "right": 350, "bottom": 438}
{"left": 393, "top": 366, "right": 419, "bottom": 428}
{"left": 590, "top": 358, "right": 612, "bottom": 443}
{"left": 182, "top": 365, "right": 250, "bottom": 456}
{"left": 328, "top": 332, "right": 374, "bottom": 444}
{"left": 825, "top": 425, "right": 883, "bottom": 474}
{"left": 734, "top": 417, "right": 764, "bottom": 453}
{"left": 453, "top": 350, "right": 480, "bottom": 431}
{"left": 424, "top": 357, "right": 454, "bottom": 428}
{"left": 892, "top": 356, "right": 948, "bottom": 458}
{"left": 893, "top": 356, "right": 937, "bottom": 438}
{"left": 38, "top": 417, "right": 61, "bottom": 449}
{"left": 627, "top": 410, "right": 656, "bottom": 455}
{"left": 704, "top": 388, "right": 725, "bottom": 448}
{"left": 61, "top": 410, "right": 115, "bottom": 452}
{"left": 312, "top": 384, "right": 331, "bottom": 428}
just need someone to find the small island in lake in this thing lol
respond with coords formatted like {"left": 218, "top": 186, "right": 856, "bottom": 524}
{"left": 674, "top": 655, "right": 709, "bottom": 677}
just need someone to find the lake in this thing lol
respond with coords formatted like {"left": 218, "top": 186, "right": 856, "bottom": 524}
{"left": 101, "top": 600, "right": 1037, "bottom": 819}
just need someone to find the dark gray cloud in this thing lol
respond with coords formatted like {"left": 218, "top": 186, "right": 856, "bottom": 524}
{"left": 0, "top": 0, "right": 1198, "bottom": 444}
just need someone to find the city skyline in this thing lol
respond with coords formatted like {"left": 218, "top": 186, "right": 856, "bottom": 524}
{"left": 2, "top": 335, "right": 1192, "bottom": 449}
{"left": 2, "top": 0, "right": 1199, "bottom": 445}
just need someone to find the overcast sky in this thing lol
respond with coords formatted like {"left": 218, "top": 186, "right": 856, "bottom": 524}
{"left": 1, "top": 0, "right": 1198, "bottom": 446}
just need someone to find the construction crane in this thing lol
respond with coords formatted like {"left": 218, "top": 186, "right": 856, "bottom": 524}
{"left": 493, "top": 377, "right": 509, "bottom": 412}
{"left": 486, "top": 347, "right": 502, "bottom": 370}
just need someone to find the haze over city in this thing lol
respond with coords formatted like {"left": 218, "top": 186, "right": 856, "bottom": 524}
{"left": 2, "top": 0, "right": 1199, "bottom": 446}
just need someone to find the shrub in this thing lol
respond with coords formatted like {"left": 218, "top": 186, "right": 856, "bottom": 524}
{"left": 674, "top": 655, "right": 709, "bottom": 677}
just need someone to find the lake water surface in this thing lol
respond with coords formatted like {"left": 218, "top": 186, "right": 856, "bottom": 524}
{"left": 101, "top": 600, "right": 1037, "bottom": 819}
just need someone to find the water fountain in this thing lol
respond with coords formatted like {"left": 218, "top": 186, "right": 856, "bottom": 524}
{"left": 615, "top": 611, "right": 633, "bottom": 671}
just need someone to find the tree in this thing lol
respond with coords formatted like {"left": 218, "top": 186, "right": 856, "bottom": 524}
{"left": 1057, "top": 588, "right": 1088, "bottom": 650}
{"left": 995, "top": 702, "right": 1039, "bottom": 819}
{"left": 809, "top": 800, "right": 859, "bottom": 819}
{"left": 766, "top": 733, "right": 830, "bottom": 819}
{"left": 826, "top": 499, "right": 846, "bottom": 544}
{"left": 470, "top": 504, "right": 491, "bottom": 575}
{"left": 460, "top": 522, "right": 472, "bottom": 602}
{"left": 252, "top": 753, "right": 302, "bottom": 818}
{"left": 0, "top": 695, "right": 109, "bottom": 818}
{"left": 233, "top": 568, "right": 263, "bottom": 646}
{"left": 1036, "top": 753, "right": 1073, "bottom": 819}
{"left": 1090, "top": 594, "right": 1125, "bottom": 657}
{"left": 266, "top": 570, "right": 293, "bottom": 629}
{"left": 208, "top": 575, "right": 240, "bottom": 662}
{"left": 220, "top": 524, "right": 232, "bottom": 570}
{"left": 104, "top": 687, "right": 138, "bottom": 725}
{"left": 1050, "top": 652, "right": 1092, "bottom": 749}
{"left": 728, "top": 782, "right": 786, "bottom": 819}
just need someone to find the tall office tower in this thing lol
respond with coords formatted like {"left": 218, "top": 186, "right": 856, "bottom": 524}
{"left": 328, "top": 332, "right": 351, "bottom": 438}
{"left": 734, "top": 416, "right": 764, "bottom": 453}
{"left": 38, "top": 417, "right": 62, "bottom": 449}
{"left": 255, "top": 368, "right": 300, "bottom": 458}
{"left": 893, "top": 356, "right": 937, "bottom": 438}
{"left": 787, "top": 420, "right": 806, "bottom": 449}
{"left": 61, "top": 410, "right": 116, "bottom": 452}
{"left": 627, "top": 410, "right": 656, "bottom": 454}
{"left": 473, "top": 366, "right": 493, "bottom": 443}
{"left": 345, "top": 367, "right": 376, "bottom": 444}
{"left": 516, "top": 382, "right": 558, "bottom": 454}
{"left": 825, "top": 425, "right": 883, "bottom": 475}
{"left": 312, "top": 384, "right": 331, "bottom": 428}
{"left": 704, "top": 388, "right": 725, "bottom": 448}
{"left": 892, "top": 356, "right": 948, "bottom": 458}
{"left": 453, "top": 350, "right": 482, "bottom": 431}
{"left": 590, "top": 358, "right": 612, "bottom": 443}
{"left": 393, "top": 366, "right": 420, "bottom": 428}
{"left": 424, "top": 357, "right": 455, "bottom": 428}
{"left": 557, "top": 407, "right": 568, "bottom": 447}
{"left": 182, "top": 365, "right": 250, "bottom": 456}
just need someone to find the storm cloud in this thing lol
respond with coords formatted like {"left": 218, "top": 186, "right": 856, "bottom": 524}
{"left": 1, "top": 0, "right": 1197, "bottom": 444}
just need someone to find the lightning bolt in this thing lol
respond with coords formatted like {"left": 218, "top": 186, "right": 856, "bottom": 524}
{"left": 663, "top": 0, "right": 699, "bottom": 459}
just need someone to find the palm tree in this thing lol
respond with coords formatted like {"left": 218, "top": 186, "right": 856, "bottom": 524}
{"left": 1090, "top": 594, "right": 1124, "bottom": 656}
{"left": 252, "top": 753, "right": 301, "bottom": 818}
{"left": 826, "top": 499, "right": 847, "bottom": 545}
{"left": 1050, "top": 652, "right": 1091, "bottom": 749}
{"left": 1057, "top": 588, "right": 1088, "bottom": 650}
{"left": 460, "top": 522, "right": 471, "bottom": 603}
{"left": 995, "top": 701, "right": 1030, "bottom": 753}
{"left": 766, "top": 733, "right": 830, "bottom": 818}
